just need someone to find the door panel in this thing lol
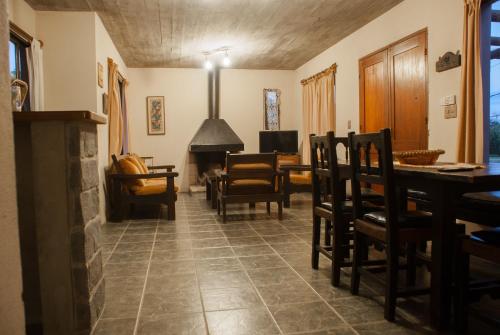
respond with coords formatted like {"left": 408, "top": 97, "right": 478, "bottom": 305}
{"left": 390, "top": 32, "right": 428, "bottom": 151}
{"left": 359, "top": 30, "right": 428, "bottom": 152}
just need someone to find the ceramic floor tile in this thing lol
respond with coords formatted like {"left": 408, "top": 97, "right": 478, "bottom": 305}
{"left": 231, "top": 245, "right": 276, "bottom": 257}
{"left": 195, "top": 257, "right": 242, "bottom": 273}
{"left": 270, "top": 301, "right": 344, "bottom": 334}
{"left": 201, "top": 286, "right": 263, "bottom": 311}
{"left": 247, "top": 267, "right": 302, "bottom": 287}
{"left": 136, "top": 313, "right": 207, "bottom": 335}
{"left": 206, "top": 308, "right": 281, "bottom": 335}
{"left": 239, "top": 254, "right": 288, "bottom": 270}
{"left": 141, "top": 288, "right": 203, "bottom": 317}
{"left": 145, "top": 273, "right": 199, "bottom": 292}
{"left": 93, "top": 318, "right": 136, "bottom": 335}
{"left": 257, "top": 281, "right": 321, "bottom": 306}
{"left": 104, "top": 261, "right": 149, "bottom": 278}
{"left": 148, "top": 259, "right": 196, "bottom": 276}
{"left": 193, "top": 246, "right": 235, "bottom": 259}
{"left": 191, "top": 237, "right": 229, "bottom": 249}
{"left": 198, "top": 270, "right": 251, "bottom": 290}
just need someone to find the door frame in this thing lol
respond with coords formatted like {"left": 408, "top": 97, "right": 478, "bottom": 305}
{"left": 358, "top": 28, "right": 429, "bottom": 148}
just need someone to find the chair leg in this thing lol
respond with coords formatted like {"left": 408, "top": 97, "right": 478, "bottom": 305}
{"left": 351, "top": 230, "right": 363, "bottom": 295}
{"left": 217, "top": 199, "right": 221, "bottom": 215}
{"left": 266, "top": 202, "right": 271, "bottom": 215}
{"left": 406, "top": 242, "right": 417, "bottom": 287}
{"left": 277, "top": 201, "right": 283, "bottom": 220}
{"left": 311, "top": 215, "right": 321, "bottom": 269}
{"left": 331, "top": 220, "right": 343, "bottom": 287}
{"left": 385, "top": 244, "right": 399, "bottom": 322}
{"left": 324, "top": 220, "right": 332, "bottom": 246}
{"left": 455, "top": 248, "right": 469, "bottom": 332}
{"left": 249, "top": 202, "right": 256, "bottom": 209}
{"left": 222, "top": 201, "right": 227, "bottom": 222}
{"left": 167, "top": 201, "right": 176, "bottom": 220}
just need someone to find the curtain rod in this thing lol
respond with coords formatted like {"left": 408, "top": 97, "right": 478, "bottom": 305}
{"left": 300, "top": 63, "right": 337, "bottom": 85}
{"left": 107, "top": 57, "right": 127, "bottom": 83}
{"left": 9, "top": 21, "right": 44, "bottom": 48}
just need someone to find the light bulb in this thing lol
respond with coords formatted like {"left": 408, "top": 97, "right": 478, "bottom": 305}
{"left": 204, "top": 60, "right": 213, "bottom": 70}
{"left": 222, "top": 55, "right": 231, "bottom": 67}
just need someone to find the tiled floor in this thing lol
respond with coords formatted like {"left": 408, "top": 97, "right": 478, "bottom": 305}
{"left": 93, "top": 193, "right": 499, "bottom": 335}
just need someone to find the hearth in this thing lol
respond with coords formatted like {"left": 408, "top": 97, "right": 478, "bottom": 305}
{"left": 188, "top": 67, "right": 244, "bottom": 188}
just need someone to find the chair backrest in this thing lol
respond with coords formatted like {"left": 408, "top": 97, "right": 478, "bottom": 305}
{"left": 348, "top": 128, "right": 397, "bottom": 234}
{"left": 111, "top": 154, "right": 124, "bottom": 174}
{"left": 225, "top": 153, "right": 278, "bottom": 186}
{"left": 310, "top": 131, "right": 349, "bottom": 212}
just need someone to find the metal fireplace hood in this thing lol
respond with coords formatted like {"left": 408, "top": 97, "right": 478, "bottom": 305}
{"left": 189, "top": 67, "right": 244, "bottom": 153}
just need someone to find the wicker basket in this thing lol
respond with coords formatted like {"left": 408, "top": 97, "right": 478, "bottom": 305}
{"left": 393, "top": 149, "right": 445, "bottom": 165}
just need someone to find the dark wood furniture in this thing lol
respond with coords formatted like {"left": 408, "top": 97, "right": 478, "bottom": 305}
{"left": 455, "top": 229, "right": 500, "bottom": 332}
{"left": 110, "top": 154, "right": 178, "bottom": 221}
{"left": 203, "top": 171, "right": 218, "bottom": 209}
{"left": 388, "top": 163, "right": 500, "bottom": 329}
{"left": 349, "top": 129, "right": 433, "bottom": 322}
{"left": 216, "top": 153, "right": 284, "bottom": 222}
{"left": 277, "top": 153, "right": 311, "bottom": 208}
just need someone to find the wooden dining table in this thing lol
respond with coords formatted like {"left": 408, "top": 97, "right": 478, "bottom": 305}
{"left": 392, "top": 162, "right": 500, "bottom": 330}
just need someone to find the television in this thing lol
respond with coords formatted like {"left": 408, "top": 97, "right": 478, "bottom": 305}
{"left": 259, "top": 130, "right": 298, "bottom": 154}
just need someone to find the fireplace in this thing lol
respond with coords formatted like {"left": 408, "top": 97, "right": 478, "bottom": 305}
{"left": 188, "top": 67, "right": 244, "bottom": 188}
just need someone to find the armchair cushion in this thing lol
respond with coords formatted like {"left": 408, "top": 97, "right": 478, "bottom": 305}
{"left": 277, "top": 154, "right": 300, "bottom": 166}
{"left": 118, "top": 158, "right": 146, "bottom": 186}
{"left": 131, "top": 179, "right": 179, "bottom": 196}
{"left": 128, "top": 154, "right": 149, "bottom": 174}
{"left": 290, "top": 174, "right": 311, "bottom": 185}
{"left": 231, "top": 163, "right": 273, "bottom": 170}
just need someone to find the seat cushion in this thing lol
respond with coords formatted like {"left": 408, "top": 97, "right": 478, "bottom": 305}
{"left": 221, "top": 178, "right": 275, "bottom": 195}
{"left": 230, "top": 179, "right": 272, "bottom": 186}
{"left": 320, "top": 200, "right": 381, "bottom": 213}
{"left": 277, "top": 154, "right": 300, "bottom": 167}
{"left": 471, "top": 228, "right": 500, "bottom": 246}
{"left": 462, "top": 192, "right": 500, "bottom": 207}
{"left": 231, "top": 163, "right": 273, "bottom": 170}
{"left": 363, "top": 210, "right": 432, "bottom": 228}
{"left": 118, "top": 157, "right": 146, "bottom": 186}
{"left": 407, "top": 189, "right": 430, "bottom": 201}
{"left": 131, "top": 179, "right": 179, "bottom": 195}
{"left": 290, "top": 174, "right": 311, "bottom": 185}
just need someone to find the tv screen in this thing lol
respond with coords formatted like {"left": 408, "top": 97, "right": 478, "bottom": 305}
{"left": 259, "top": 130, "right": 298, "bottom": 154}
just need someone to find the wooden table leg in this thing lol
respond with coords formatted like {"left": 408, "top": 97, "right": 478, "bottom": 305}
{"left": 429, "top": 183, "right": 457, "bottom": 330}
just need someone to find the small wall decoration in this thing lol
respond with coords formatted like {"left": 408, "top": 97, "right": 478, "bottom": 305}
{"left": 436, "top": 51, "right": 461, "bottom": 72}
{"left": 146, "top": 96, "right": 166, "bottom": 135}
{"left": 97, "top": 62, "right": 104, "bottom": 88}
{"left": 102, "top": 93, "right": 108, "bottom": 114}
{"left": 263, "top": 89, "right": 281, "bottom": 130}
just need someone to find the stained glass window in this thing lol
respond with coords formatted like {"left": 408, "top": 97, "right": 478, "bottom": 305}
{"left": 264, "top": 89, "right": 281, "bottom": 130}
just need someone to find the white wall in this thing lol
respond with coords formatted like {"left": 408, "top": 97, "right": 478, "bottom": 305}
{"left": 127, "top": 68, "right": 296, "bottom": 191}
{"left": 7, "top": 0, "right": 37, "bottom": 36}
{"left": 294, "top": 0, "right": 463, "bottom": 162}
{"left": 1, "top": 1, "right": 26, "bottom": 333}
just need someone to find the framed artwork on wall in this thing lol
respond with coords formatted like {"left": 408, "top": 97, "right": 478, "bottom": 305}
{"left": 146, "top": 96, "right": 165, "bottom": 135}
{"left": 263, "top": 89, "right": 281, "bottom": 130}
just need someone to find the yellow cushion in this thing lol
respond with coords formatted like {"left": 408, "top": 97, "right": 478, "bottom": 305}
{"left": 290, "top": 174, "right": 311, "bottom": 185}
{"left": 128, "top": 154, "right": 149, "bottom": 174}
{"left": 119, "top": 158, "right": 145, "bottom": 187}
{"left": 131, "top": 179, "right": 179, "bottom": 195}
{"left": 230, "top": 179, "right": 272, "bottom": 186}
{"left": 277, "top": 154, "right": 300, "bottom": 167}
{"left": 231, "top": 163, "right": 273, "bottom": 170}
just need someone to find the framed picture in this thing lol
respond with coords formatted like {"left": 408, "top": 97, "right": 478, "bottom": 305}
{"left": 263, "top": 89, "right": 281, "bottom": 130}
{"left": 146, "top": 96, "right": 166, "bottom": 135}
{"left": 97, "top": 62, "right": 104, "bottom": 88}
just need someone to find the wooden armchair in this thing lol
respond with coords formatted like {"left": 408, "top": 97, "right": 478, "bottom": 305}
{"left": 109, "top": 154, "right": 178, "bottom": 221}
{"left": 216, "top": 153, "right": 284, "bottom": 222}
{"left": 277, "top": 153, "right": 312, "bottom": 207}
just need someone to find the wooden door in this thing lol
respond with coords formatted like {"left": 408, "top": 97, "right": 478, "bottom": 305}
{"left": 389, "top": 32, "right": 428, "bottom": 151}
{"left": 359, "top": 49, "right": 389, "bottom": 134}
{"left": 359, "top": 29, "right": 428, "bottom": 151}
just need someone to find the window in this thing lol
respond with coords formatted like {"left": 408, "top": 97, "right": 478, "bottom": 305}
{"left": 264, "top": 89, "right": 281, "bottom": 130}
{"left": 486, "top": 1, "right": 500, "bottom": 161}
{"left": 9, "top": 26, "right": 31, "bottom": 111}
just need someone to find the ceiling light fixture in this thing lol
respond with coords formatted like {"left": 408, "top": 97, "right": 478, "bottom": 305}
{"left": 222, "top": 50, "right": 231, "bottom": 67}
{"left": 204, "top": 59, "right": 213, "bottom": 70}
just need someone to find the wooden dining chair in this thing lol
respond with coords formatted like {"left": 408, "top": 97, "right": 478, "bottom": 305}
{"left": 348, "top": 128, "right": 433, "bottom": 321}
{"left": 310, "top": 131, "right": 382, "bottom": 286}
{"left": 455, "top": 228, "right": 500, "bottom": 332}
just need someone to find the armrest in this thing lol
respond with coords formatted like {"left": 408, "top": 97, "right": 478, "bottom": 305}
{"left": 148, "top": 164, "right": 176, "bottom": 171}
{"left": 280, "top": 164, "right": 311, "bottom": 172}
{"left": 112, "top": 172, "right": 178, "bottom": 180}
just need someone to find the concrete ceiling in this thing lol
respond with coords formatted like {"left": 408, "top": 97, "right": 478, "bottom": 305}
{"left": 26, "top": 0, "right": 403, "bottom": 69}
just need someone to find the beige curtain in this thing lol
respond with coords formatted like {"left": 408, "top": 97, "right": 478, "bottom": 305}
{"left": 108, "top": 58, "right": 123, "bottom": 162}
{"left": 301, "top": 66, "right": 336, "bottom": 163}
{"left": 457, "top": 0, "right": 484, "bottom": 163}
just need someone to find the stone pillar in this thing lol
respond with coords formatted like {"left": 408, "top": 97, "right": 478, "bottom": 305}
{"left": 14, "top": 111, "right": 106, "bottom": 335}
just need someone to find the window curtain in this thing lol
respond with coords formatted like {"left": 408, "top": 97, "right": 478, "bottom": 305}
{"left": 457, "top": 0, "right": 484, "bottom": 163}
{"left": 121, "top": 79, "right": 131, "bottom": 154}
{"left": 26, "top": 39, "right": 44, "bottom": 111}
{"left": 301, "top": 65, "right": 336, "bottom": 163}
{"left": 108, "top": 58, "right": 123, "bottom": 162}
